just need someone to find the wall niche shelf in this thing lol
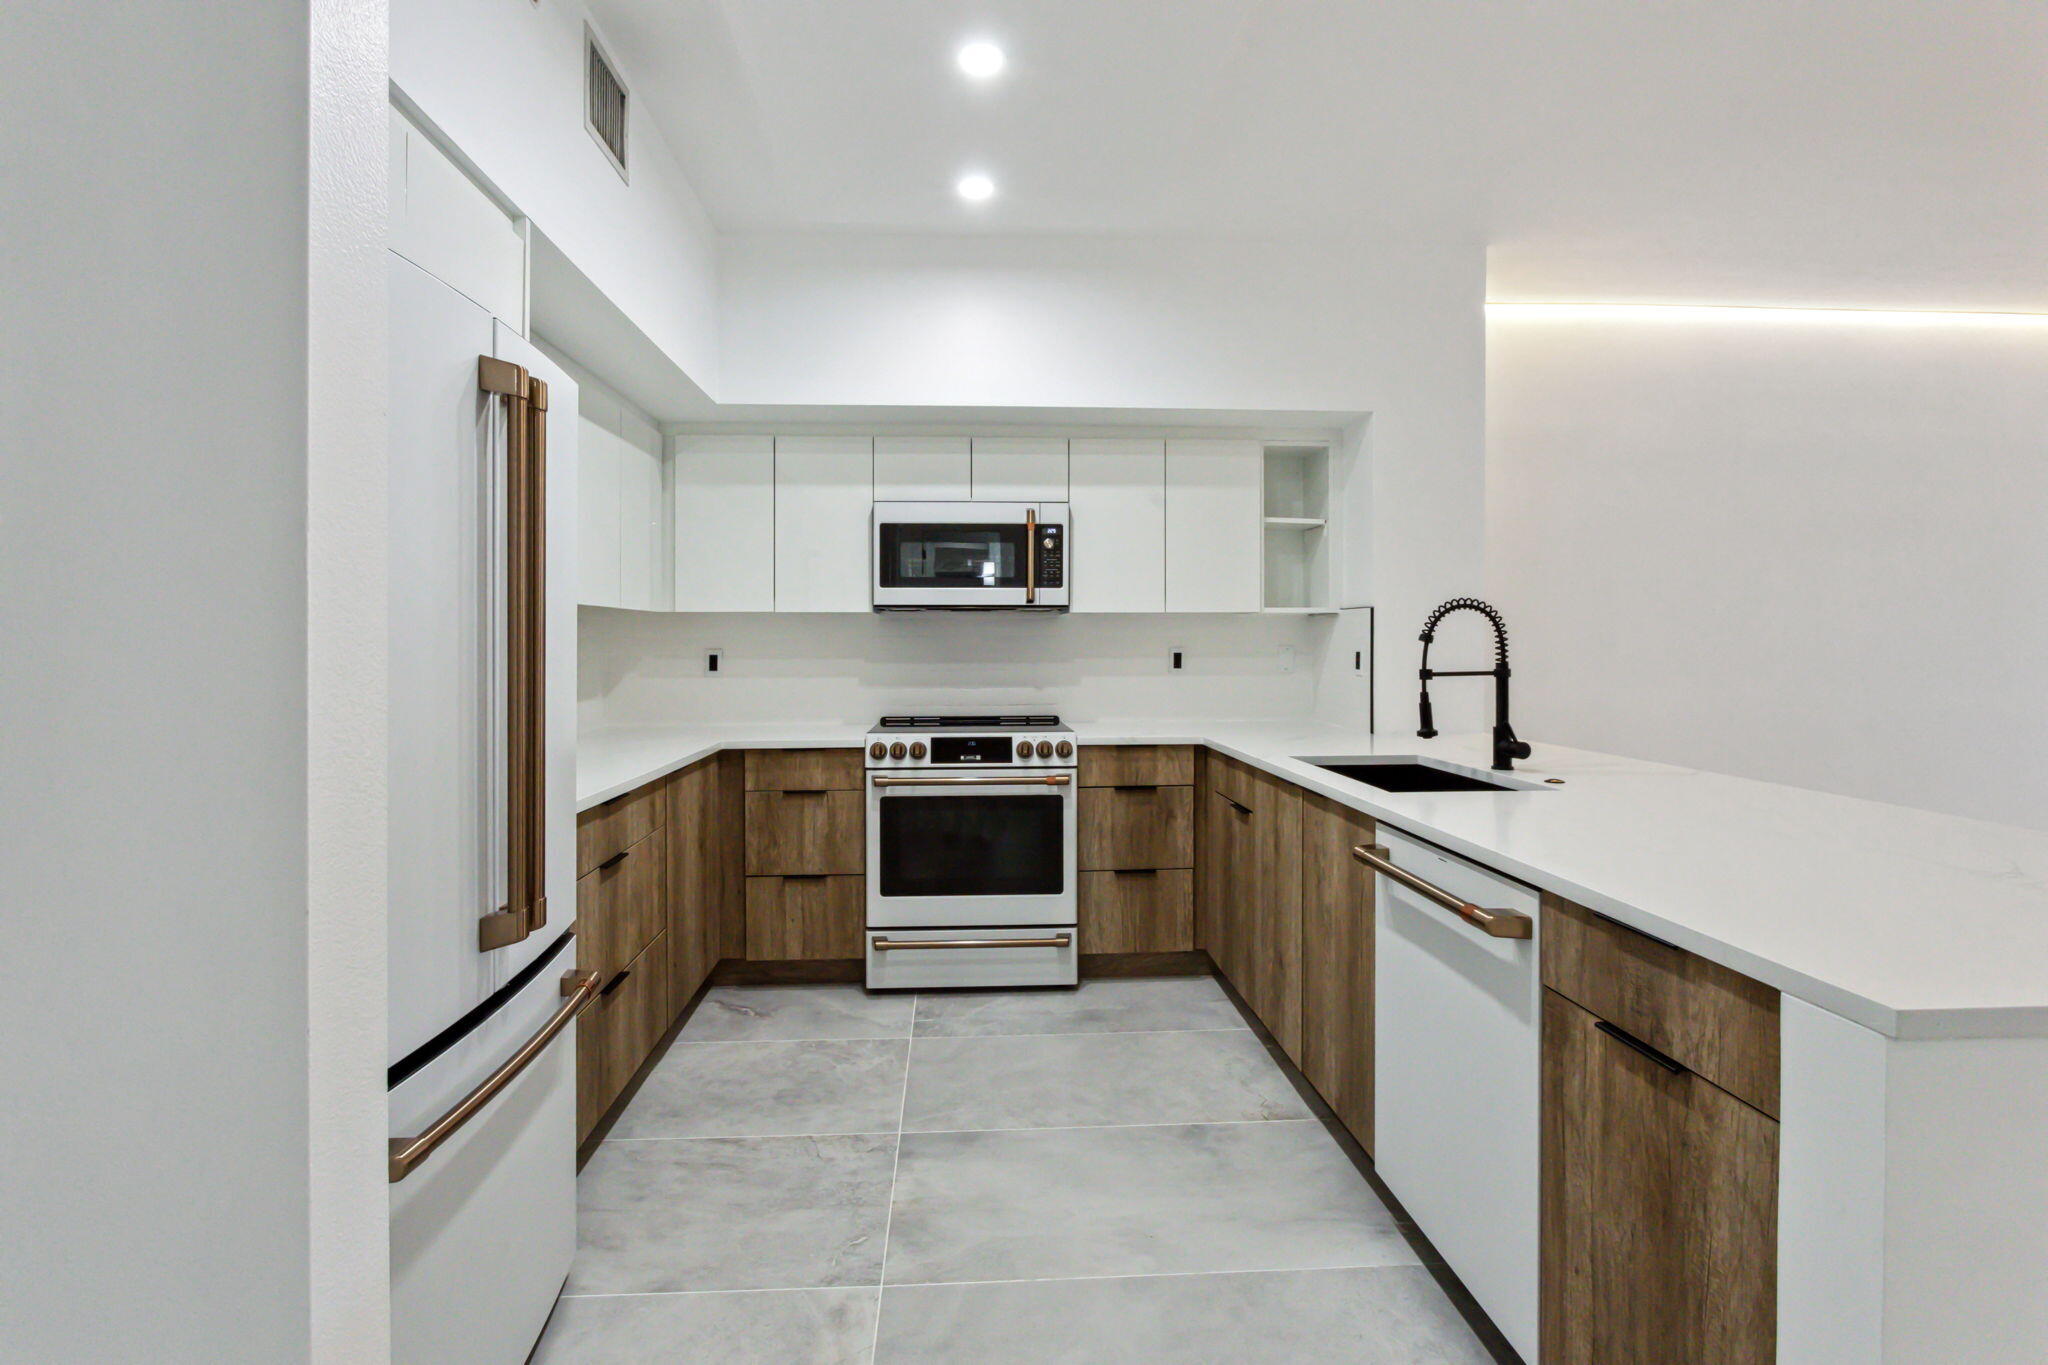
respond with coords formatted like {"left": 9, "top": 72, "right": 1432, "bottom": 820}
{"left": 1262, "top": 443, "right": 1334, "bottom": 611}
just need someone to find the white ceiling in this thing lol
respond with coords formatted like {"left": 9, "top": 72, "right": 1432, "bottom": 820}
{"left": 590, "top": 0, "right": 2048, "bottom": 309}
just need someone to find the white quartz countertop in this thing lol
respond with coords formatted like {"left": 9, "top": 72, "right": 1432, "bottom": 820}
{"left": 579, "top": 719, "right": 2048, "bottom": 1041}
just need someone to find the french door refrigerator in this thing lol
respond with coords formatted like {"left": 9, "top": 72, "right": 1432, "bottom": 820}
{"left": 384, "top": 252, "right": 585, "bottom": 1363}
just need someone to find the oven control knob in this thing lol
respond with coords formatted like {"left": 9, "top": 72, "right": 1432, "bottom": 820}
{"left": 1055, "top": 740, "right": 1073, "bottom": 759}
{"left": 869, "top": 741, "right": 887, "bottom": 760}
{"left": 909, "top": 741, "right": 926, "bottom": 760}
{"left": 1035, "top": 740, "right": 1054, "bottom": 758}
{"left": 889, "top": 741, "right": 907, "bottom": 760}
{"left": 1016, "top": 741, "right": 1033, "bottom": 759}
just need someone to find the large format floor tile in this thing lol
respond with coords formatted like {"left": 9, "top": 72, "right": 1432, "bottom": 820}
{"left": 873, "top": 1266, "right": 1493, "bottom": 1364}
{"left": 882, "top": 1120, "right": 1415, "bottom": 1285}
{"left": 611, "top": 1039, "right": 909, "bottom": 1140}
{"left": 911, "top": 976, "right": 1248, "bottom": 1038}
{"left": 681, "top": 985, "right": 915, "bottom": 1042}
{"left": 568, "top": 1134, "right": 896, "bottom": 1294}
{"left": 903, "top": 1028, "right": 1308, "bottom": 1132}
{"left": 535, "top": 1288, "right": 877, "bottom": 1365}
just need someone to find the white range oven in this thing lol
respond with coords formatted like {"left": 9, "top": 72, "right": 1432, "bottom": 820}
{"left": 864, "top": 714, "right": 1079, "bottom": 988}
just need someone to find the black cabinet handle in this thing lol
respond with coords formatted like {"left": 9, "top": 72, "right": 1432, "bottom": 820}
{"left": 596, "top": 849, "right": 629, "bottom": 871}
{"left": 600, "top": 969, "right": 632, "bottom": 999}
{"left": 1223, "top": 796, "right": 1252, "bottom": 816}
{"left": 1595, "top": 1020, "right": 1686, "bottom": 1075}
{"left": 1112, "top": 784, "right": 1160, "bottom": 792}
{"left": 1111, "top": 867, "right": 1160, "bottom": 877}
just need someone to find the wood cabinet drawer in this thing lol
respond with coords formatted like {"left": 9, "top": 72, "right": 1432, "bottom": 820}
{"left": 576, "top": 779, "right": 666, "bottom": 877}
{"left": 1078, "top": 785, "right": 1194, "bottom": 870}
{"left": 1079, "top": 868, "right": 1193, "bottom": 953}
{"left": 577, "top": 931, "right": 670, "bottom": 1143}
{"left": 744, "top": 747, "right": 863, "bottom": 791}
{"left": 1209, "top": 751, "right": 1266, "bottom": 813}
{"left": 744, "top": 789, "right": 863, "bottom": 876}
{"left": 745, "top": 875, "right": 865, "bottom": 960}
{"left": 578, "top": 825, "right": 665, "bottom": 979}
{"left": 1078, "top": 744, "right": 1195, "bottom": 787}
{"left": 1543, "top": 894, "right": 1780, "bottom": 1116}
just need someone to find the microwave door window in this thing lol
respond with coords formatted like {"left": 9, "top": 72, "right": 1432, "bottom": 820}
{"left": 881, "top": 524, "right": 1026, "bottom": 589}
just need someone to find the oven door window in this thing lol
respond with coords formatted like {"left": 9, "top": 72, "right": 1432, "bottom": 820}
{"left": 878, "top": 794, "right": 1064, "bottom": 898}
{"left": 878, "top": 523, "right": 1027, "bottom": 590}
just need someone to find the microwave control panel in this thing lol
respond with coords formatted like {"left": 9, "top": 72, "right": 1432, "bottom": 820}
{"left": 1035, "top": 524, "right": 1063, "bottom": 588}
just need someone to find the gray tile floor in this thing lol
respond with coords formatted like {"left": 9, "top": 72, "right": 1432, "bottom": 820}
{"left": 533, "top": 977, "right": 1498, "bottom": 1364}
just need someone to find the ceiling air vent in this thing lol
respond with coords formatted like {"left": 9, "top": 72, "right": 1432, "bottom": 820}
{"left": 584, "top": 26, "right": 628, "bottom": 182}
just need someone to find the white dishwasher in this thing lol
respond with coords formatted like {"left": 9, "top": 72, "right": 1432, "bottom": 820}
{"left": 1369, "top": 826, "right": 1542, "bottom": 1362}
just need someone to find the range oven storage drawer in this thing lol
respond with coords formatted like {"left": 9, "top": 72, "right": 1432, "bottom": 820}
{"left": 865, "top": 926, "right": 1079, "bottom": 989}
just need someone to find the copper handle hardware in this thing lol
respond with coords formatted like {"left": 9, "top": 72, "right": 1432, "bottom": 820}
{"left": 595, "top": 850, "right": 629, "bottom": 872}
{"left": 1352, "top": 844, "right": 1533, "bottom": 939}
{"left": 872, "top": 935, "right": 1073, "bottom": 951}
{"left": 478, "top": 356, "right": 549, "bottom": 952}
{"left": 1025, "top": 507, "right": 1037, "bottom": 605}
{"left": 871, "top": 773, "right": 1072, "bottom": 788}
{"left": 388, "top": 967, "right": 599, "bottom": 1182}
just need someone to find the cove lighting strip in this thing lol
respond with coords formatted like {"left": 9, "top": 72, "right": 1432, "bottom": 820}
{"left": 1485, "top": 301, "right": 2048, "bottom": 327}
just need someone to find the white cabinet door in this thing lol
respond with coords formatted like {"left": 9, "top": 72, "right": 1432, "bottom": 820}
{"left": 616, "top": 408, "right": 664, "bottom": 611}
{"left": 972, "top": 437, "right": 1069, "bottom": 502}
{"left": 673, "top": 435, "right": 775, "bottom": 612}
{"left": 875, "top": 436, "right": 971, "bottom": 501}
{"left": 1165, "top": 439, "right": 1263, "bottom": 612}
{"left": 575, "top": 413, "right": 622, "bottom": 608}
{"left": 1069, "top": 438, "right": 1166, "bottom": 612}
{"left": 387, "top": 107, "right": 526, "bottom": 329}
{"left": 776, "top": 437, "right": 874, "bottom": 612}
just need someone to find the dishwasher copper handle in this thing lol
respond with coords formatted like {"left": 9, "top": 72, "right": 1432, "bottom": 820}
{"left": 871, "top": 773, "right": 1072, "bottom": 787}
{"left": 388, "top": 967, "right": 601, "bottom": 1182}
{"left": 873, "top": 935, "right": 1073, "bottom": 951}
{"left": 1353, "top": 844, "right": 1532, "bottom": 939}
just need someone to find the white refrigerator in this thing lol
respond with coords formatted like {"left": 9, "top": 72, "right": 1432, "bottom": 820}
{"left": 384, "top": 250, "right": 582, "bottom": 1364}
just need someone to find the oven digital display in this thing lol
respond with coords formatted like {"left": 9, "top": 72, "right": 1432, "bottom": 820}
{"left": 931, "top": 735, "right": 1012, "bottom": 765}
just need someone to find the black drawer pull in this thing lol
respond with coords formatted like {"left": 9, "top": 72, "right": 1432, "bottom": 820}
{"left": 1111, "top": 867, "right": 1160, "bottom": 877}
{"left": 1592, "top": 907, "right": 1682, "bottom": 953}
{"left": 1595, "top": 1020, "right": 1685, "bottom": 1075}
{"left": 600, "top": 969, "right": 632, "bottom": 999}
{"left": 596, "top": 849, "right": 630, "bottom": 871}
{"left": 1222, "top": 796, "right": 1252, "bottom": 816}
{"left": 1112, "top": 784, "right": 1159, "bottom": 792}
{"left": 781, "top": 788, "right": 829, "bottom": 796}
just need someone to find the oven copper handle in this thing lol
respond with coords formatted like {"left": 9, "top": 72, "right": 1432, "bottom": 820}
{"left": 871, "top": 773, "right": 1072, "bottom": 788}
{"left": 873, "top": 935, "right": 1073, "bottom": 951}
{"left": 1026, "top": 507, "right": 1037, "bottom": 605}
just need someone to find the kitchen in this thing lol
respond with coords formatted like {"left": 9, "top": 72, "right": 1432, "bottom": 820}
{"left": 12, "top": 2, "right": 2048, "bottom": 1363}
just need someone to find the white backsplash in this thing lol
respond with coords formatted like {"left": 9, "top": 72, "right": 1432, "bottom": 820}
{"left": 580, "top": 608, "right": 1337, "bottom": 729}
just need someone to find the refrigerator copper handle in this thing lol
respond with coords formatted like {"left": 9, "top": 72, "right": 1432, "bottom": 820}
{"left": 388, "top": 968, "right": 599, "bottom": 1182}
{"left": 1352, "top": 844, "right": 1532, "bottom": 939}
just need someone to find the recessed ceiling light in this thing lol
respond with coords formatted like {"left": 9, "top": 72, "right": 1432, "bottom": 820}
{"left": 956, "top": 40, "right": 1006, "bottom": 79}
{"left": 955, "top": 172, "right": 996, "bottom": 203}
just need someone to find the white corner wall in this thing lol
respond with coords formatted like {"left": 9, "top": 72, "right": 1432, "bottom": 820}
{"left": 1486, "top": 309, "right": 2048, "bottom": 829}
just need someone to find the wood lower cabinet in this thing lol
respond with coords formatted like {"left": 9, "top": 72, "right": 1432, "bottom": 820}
{"left": 744, "top": 789, "right": 863, "bottom": 876}
{"left": 1199, "top": 754, "right": 1303, "bottom": 1059}
{"left": 1298, "top": 791, "right": 1374, "bottom": 1151}
{"left": 665, "top": 757, "right": 726, "bottom": 1011}
{"left": 745, "top": 874, "right": 865, "bottom": 960}
{"left": 578, "top": 932, "right": 668, "bottom": 1143}
{"left": 1541, "top": 988, "right": 1777, "bottom": 1363}
{"left": 1079, "top": 868, "right": 1193, "bottom": 952}
{"left": 1078, "top": 784, "right": 1193, "bottom": 870}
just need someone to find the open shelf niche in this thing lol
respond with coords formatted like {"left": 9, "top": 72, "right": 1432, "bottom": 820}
{"left": 1262, "top": 443, "right": 1336, "bottom": 613}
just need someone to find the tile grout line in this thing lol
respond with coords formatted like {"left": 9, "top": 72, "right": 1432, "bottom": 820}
{"left": 673, "top": 1024, "right": 1248, "bottom": 1047}
{"left": 592, "top": 1116, "right": 1322, "bottom": 1145}
{"left": 870, "top": 992, "right": 915, "bottom": 1359}
{"left": 555, "top": 1260, "right": 1431, "bottom": 1303}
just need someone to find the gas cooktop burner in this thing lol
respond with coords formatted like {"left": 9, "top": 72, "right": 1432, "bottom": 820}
{"left": 875, "top": 714, "right": 1063, "bottom": 730}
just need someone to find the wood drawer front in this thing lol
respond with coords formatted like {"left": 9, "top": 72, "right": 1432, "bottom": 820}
{"left": 1079, "top": 868, "right": 1194, "bottom": 953}
{"left": 745, "top": 875, "right": 865, "bottom": 960}
{"left": 1078, "top": 785, "right": 1194, "bottom": 870}
{"left": 1079, "top": 744, "right": 1195, "bottom": 787}
{"left": 576, "top": 780, "right": 666, "bottom": 876}
{"left": 577, "top": 931, "right": 669, "bottom": 1143}
{"left": 1209, "top": 751, "right": 1265, "bottom": 813}
{"left": 579, "top": 825, "right": 665, "bottom": 978}
{"left": 744, "top": 747, "right": 863, "bottom": 791}
{"left": 1543, "top": 894, "right": 1780, "bottom": 1117}
{"left": 745, "top": 789, "right": 863, "bottom": 876}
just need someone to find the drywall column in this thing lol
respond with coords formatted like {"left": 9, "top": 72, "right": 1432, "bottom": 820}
{"left": 0, "top": 1, "right": 390, "bottom": 1358}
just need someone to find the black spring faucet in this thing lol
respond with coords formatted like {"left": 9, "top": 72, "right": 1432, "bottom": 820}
{"left": 1417, "top": 598, "right": 1533, "bottom": 772}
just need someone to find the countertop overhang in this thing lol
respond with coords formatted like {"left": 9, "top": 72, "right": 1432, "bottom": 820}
{"left": 578, "top": 720, "right": 2048, "bottom": 1042}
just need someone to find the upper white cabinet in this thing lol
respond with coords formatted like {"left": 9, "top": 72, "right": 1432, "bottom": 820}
{"left": 572, "top": 377, "right": 665, "bottom": 610}
{"left": 1165, "top": 439, "right": 1264, "bottom": 612}
{"left": 576, "top": 397, "right": 623, "bottom": 609}
{"left": 615, "top": 407, "right": 664, "bottom": 611}
{"left": 673, "top": 435, "right": 775, "bottom": 612}
{"left": 1262, "top": 444, "right": 1334, "bottom": 612}
{"left": 972, "top": 438, "right": 1069, "bottom": 502}
{"left": 1069, "top": 439, "right": 1166, "bottom": 613}
{"left": 874, "top": 437, "right": 971, "bottom": 501}
{"left": 387, "top": 107, "right": 525, "bottom": 330}
{"left": 775, "top": 437, "right": 874, "bottom": 612}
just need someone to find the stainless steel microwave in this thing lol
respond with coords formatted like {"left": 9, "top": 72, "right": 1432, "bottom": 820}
{"left": 872, "top": 502, "right": 1069, "bottom": 610}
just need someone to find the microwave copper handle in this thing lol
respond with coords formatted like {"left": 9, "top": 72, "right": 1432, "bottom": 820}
{"left": 1352, "top": 843, "right": 1533, "bottom": 939}
{"left": 1025, "top": 507, "right": 1037, "bottom": 605}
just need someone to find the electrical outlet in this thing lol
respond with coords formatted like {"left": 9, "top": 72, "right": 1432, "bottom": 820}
{"left": 705, "top": 649, "right": 723, "bottom": 675}
{"left": 1353, "top": 649, "right": 1365, "bottom": 674}
{"left": 1170, "top": 647, "right": 1186, "bottom": 671}
{"left": 1279, "top": 645, "right": 1295, "bottom": 674}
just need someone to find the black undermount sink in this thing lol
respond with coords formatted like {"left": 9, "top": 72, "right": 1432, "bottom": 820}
{"left": 1311, "top": 760, "right": 1525, "bottom": 794}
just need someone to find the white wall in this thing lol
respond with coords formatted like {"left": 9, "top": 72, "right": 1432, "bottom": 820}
{"left": 1486, "top": 309, "right": 2048, "bottom": 829}
{"left": 581, "top": 609, "right": 1329, "bottom": 730}
{"left": 2, "top": 0, "right": 388, "bottom": 1357}
{"left": 392, "top": 0, "right": 721, "bottom": 391}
